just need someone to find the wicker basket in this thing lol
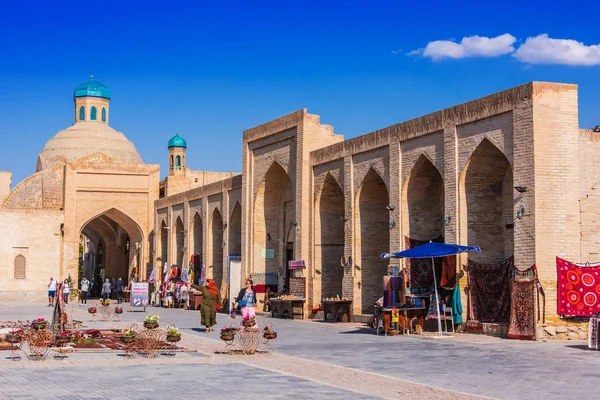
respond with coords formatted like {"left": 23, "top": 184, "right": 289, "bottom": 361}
{"left": 144, "top": 322, "right": 159, "bottom": 330}
{"left": 263, "top": 333, "right": 277, "bottom": 340}
{"left": 31, "top": 321, "right": 47, "bottom": 331}
{"left": 242, "top": 320, "right": 255, "bottom": 328}
{"left": 5, "top": 334, "right": 22, "bottom": 344}
{"left": 166, "top": 335, "right": 181, "bottom": 343}
{"left": 120, "top": 336, "right": 136, "bottom": 344}
{"left": 220, "top": 334, "right": 235, "bottom": 341}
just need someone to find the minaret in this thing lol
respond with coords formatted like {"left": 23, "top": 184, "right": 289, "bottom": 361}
{"left": 73, "top": 75, "right": 111, "bottom": 124}
{"left": 168, "top": 133, "right": 187, "bottom": 176}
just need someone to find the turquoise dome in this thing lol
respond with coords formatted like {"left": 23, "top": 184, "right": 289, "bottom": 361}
{"left": 168, "top": 133, "right": 187, "bottom": 149}
{"left": 73, "top": 76, "right": 111, "bottom": 99}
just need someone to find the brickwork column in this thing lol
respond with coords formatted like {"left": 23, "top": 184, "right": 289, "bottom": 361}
{"left": 342, "top": 155, "right": 355, "bottom": 300}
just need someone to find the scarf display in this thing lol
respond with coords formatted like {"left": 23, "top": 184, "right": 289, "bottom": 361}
{"left": 507, "top": 280, "right": 536, "bottom": 340}
{"left": 452, "top": 284, "right": 463, "bottom": 324}
{"left": 467, "top": 256, "right": 513, "bottom": 322}
{"left": 404, "top": 236, "right": 443, "bottom": 290}
{"left": 557, "top": 257, "right": 600, "bottom": 317}
{"left": 440, "top": 255, "right": 457, "bottom": 289}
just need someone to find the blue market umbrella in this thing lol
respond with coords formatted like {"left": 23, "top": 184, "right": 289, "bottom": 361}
{"left": 381, "top": 242, "right": 481, "bottom": 336}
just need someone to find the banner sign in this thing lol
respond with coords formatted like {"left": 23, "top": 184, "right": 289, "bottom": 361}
{"left": 288, "top": 260, "right": 306, "bottom": 270}
{"left": 130, "top": 282, "right": 149, "bottom": 308}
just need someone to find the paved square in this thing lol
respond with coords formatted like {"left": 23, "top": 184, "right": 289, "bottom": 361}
{"left": 2, "top": 302, "right": 599, "bottom": 399}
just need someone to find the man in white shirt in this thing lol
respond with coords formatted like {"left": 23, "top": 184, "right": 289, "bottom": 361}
{"left": 47, "top": 277, "right": 57, "bottom": 307}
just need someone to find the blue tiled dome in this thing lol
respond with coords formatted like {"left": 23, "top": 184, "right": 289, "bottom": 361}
{"left": 73, "top": 76, "right": 111, "bottom": 99}
{"left": 168, "top": 133, "right": 187, "bottom": 149}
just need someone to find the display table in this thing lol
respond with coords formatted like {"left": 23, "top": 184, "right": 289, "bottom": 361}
{"left": 190, "top": 292, "right": 203, "bottom": 310}
{"left": 322, "top": 300, "right": 353, "bottom": 323}
{"left": 270, "top": 299, "right": 305, "bottom": 320}
{"left": 377, "top": 307, "right": 425, "bottom": 336}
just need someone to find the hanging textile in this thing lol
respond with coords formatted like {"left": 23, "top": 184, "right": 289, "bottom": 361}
{"left": 148, "top": 266, "right": 156, "bottom": 283}
{"left": 507, "top": 281, "right": 536, "bottom": 340}
{"left": 404, "top": 236, "right": 443, "bottom": 290}
{"left": 382, "top": 276, "right": 403, "bottom": 308}
{"left": 467, "top": 256, "right": 513, "bottom": 322}
{"left": 557, "top": 257, "right": 600, "bottom": 317}
{"left": 440, "top": 255, "right": 457, "bottom": 289}
{"left": 452, "top": 284, "right": 463, "bottom": 324}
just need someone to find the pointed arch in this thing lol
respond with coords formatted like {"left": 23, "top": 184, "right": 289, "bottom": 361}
{"left": 229, "top": 201, "right": 242, "bottom": 255}
{"left": 172, "top": 216, "right": 185, "bottom": 268}
{"left": 253, "top": 161, "right": 294, "bottom": 298}
{"left": 158, "top": 219, "right": 168, "bottom": 269}
{"left": 101, "top": 107, "right": 106, "bottom": 122}
{"left": 315, "top": 173, "right": 345, "bottom": 303}
{"left": 79, "top": 106, "right": 85, "bottom": 121}
{"left": 354, "top": 168, "right": 389, "bottom": 313}
{"left": 90, "top": 106, "right": 97, "bottom": 121}
{"left": 402, "top": 154, "right": 445, "bottom": 240}
{"left": 209, "top": 207, "right": 224, "bottom": 289}
{"left": 459, "top": 138, "right": 513, "bottom": 263}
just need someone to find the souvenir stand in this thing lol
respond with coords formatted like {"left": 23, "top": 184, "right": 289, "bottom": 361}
{"left": 270, "top": 260, "right": 306, "bottom": 319}
{"left": 381, "top": 242, "right": 481, "bottom": 337}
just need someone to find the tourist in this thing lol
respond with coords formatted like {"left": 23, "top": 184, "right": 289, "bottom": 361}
{"left": 191, "top": 279, "right": 220, "bottom": 332}
{"left": 101, "top": 278, "right": 112, "bottom": 301}
{"left": 47, "top": 277, "right": 57, "bottom": 307}
{"left": 80, "top": 276, "right": 90, "bottom": 306}
{"left": 233, "top": 278, "right": 257, "bottom": 321}
{"left": 62, "top": 278, "right": 70, "bottom": 304}
{"left": 114, "top": 277, "right": 124, "bottom": 304}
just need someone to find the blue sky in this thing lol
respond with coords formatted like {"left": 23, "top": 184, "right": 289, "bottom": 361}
{"left": 1, "top": 0, "right": 599, "bottom": 186}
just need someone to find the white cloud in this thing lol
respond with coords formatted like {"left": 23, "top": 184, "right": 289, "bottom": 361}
{"left": 411, "top": 34, "right": 516, "bottom": 60}
{"left": 513, "top": 34, "right": 600, "bottom": 66}
{"left": 405, "top": 48, "right": 423, "bottom": 57}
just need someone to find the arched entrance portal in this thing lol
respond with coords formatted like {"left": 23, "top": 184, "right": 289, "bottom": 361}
{"left": 355, "top": 168, "right": 389, "bottom": 314}
{"left": 253, "top": 162, "right": 294, "bottom": 299}
{"left": 460, "top": 139, "right": 513, "bottom": 263}
{"left": 79, "top": 208, "right": 143, "bottom": 298}
{"left": 315, "top": 173, "right": 345, "bottom": 303}
{"left": 210, "top": 208, "right": 224, "bottom": 289}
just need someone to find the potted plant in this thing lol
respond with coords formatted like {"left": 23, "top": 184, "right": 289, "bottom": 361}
{"left": 31, "top": 318, "right": 48, "bottom": 331}
{"left": 263, "top": 327, "right": 277, "bottom": 340}
{"left": 88, "top": 306, "right": 97, "bottom": 314}
{"left": 120, "top": 328, "right": 136, "bottom": 344}
{"left": 242, "top": 315, "right": 256, "bottom": 328}
{"left": 114, "top": 306, "right": 123, "bottom": 315}
{"left": 166, "top": 326, "right": 181, "bottom": 343}
{"left": 54, "top": 331, "right": 71, "bottom": 345}
{"left": 100, "top": 298, "right": 110, "bottom": 307}
{"left": 144, "top": 315, "right": 159, "bottom": 329}
{"left": 5, "top": 329, "right": 23, "bottom": 343}
{"left": 220, "top": 328, "right": 236, "bottom": 341}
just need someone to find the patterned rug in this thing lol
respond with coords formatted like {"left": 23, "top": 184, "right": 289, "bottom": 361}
{"left": 557, "top": 257, "right": 600, "bottom": 317}
{"left": 467, "top": 257, "right": 513, "bottom": 322}
{"left": 405, "top": 236, "right": 443, "bottom": 290}
{"left": 507, "top": 280, "right": 536, "bottom": 340}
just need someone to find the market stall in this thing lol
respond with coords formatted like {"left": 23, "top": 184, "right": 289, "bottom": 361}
{"left": 322, "top": 299, "right": 353, "bottom": 323}
{"left": 271, "top": 276, "right": 306, "bottom": 319}
{"left": 381, "top": 242, "right": 481, "bottom": 337}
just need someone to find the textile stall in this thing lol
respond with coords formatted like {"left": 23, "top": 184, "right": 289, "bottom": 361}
{"left": 467, "top": 257, "right": 513, "bottom": 323}
{"left": 382, "top": 242, "right": 480, "bottom": 337}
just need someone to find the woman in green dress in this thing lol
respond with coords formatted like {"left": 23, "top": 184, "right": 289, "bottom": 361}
{"left": 191, "top": 279, "right": 220, "bottom": 332}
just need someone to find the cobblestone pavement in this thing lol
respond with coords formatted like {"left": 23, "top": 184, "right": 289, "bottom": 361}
{"left": 2, "top": 302, "right": 599, "bottom": 399}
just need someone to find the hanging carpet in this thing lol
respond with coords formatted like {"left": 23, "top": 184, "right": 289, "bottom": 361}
{"left": 507, "top": 280, "right": 536, "bottom": 340}
{"left": 467, "top": 256, "right": 513, "bottom": 322}
{"left": 556, "top": 257, "right": 600, "bottom": 317}
{"left": 404, "top": 236, "right": 443, "bottom": 289}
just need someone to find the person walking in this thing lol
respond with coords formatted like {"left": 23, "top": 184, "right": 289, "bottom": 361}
{"left": 101, "top": 279, "right": 112, "bottom": 301}
{"left": 62, "top": 278, "right": 70, "bottom": 305}
{"left": 191, "top": 279, "right": 220, "bottom": 332}
{"left": 80, "top": 276, "right": 90, "bottom": 306}
{"left": 114, "top": 277, "right": 124, "bottom": 304}
{"left": 47, "top": 277, "right": 57, "bottom": 307}
{"left": 233, "top": 278, "right": 257, "bottom": 321}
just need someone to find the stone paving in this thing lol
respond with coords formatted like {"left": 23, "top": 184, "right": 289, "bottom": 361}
{"left": 1, "top": 301, "right": 599, "bottom": 399}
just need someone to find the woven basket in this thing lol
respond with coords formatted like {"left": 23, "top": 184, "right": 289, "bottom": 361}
{"left": 220, "top": 335, "right": 234, "bottom": 341}
{"left": 144, "top": 322, "right": 159, "bottom": 330}
{"left": 263, "top": 333, "right": 277, "bottom": 340}
{"left": 166, "top": 335, "right": 181, "bottom": 343}
{"left": 120, "top": 336, "right": 136, "bottom": 344}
